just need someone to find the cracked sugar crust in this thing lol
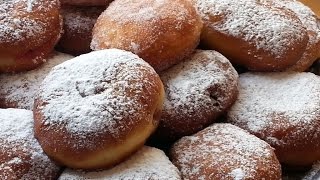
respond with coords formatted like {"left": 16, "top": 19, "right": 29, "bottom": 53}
{"left": 0, "top": 108, "right": 60, "bottom": 180}
{"left": 0, "top": 52, "right": 74, "bottom": 110}
{"left": 58, "top": 146, "right": 181, "bottom": 180}
{"left": 170, "top": 123, "right": 281, "bottom": 180}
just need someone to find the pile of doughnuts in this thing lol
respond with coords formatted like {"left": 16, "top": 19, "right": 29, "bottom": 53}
{"left": 1, "top": 0, "right": 320, "bottom": 179}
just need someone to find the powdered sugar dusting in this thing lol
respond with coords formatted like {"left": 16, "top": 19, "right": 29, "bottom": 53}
{"left": 195, "top": 0, "right": 306, "bottom": 58}
{"left": 302, "top": 161, "right": 320, "bottom": 180}
{"left": 58, "top": 146, "right": 181, "bottom": 180}
{"left": 35, "top": 49, "right": 160, "bottom": 148}
{"left": 227, "top": 72, "right": 320, "bottom": 147}
{"left": 170, "top": 123, "right": 280, "bottom": 179}
{"left": 0, "top": 109, "right": 60, "bottom": 179}
{"left": 0, "top": 52, "right": 74, "bottom": 110}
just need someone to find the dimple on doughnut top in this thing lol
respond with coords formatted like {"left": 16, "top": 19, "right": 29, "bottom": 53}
{"left": 170, "top": 123, "right": 281, "bottom": 180}
{"left": 0, "top": 109, "right": 60, "bottom": 180}
{"left": 33, "top": 49, "right": 165, "bottom": 169}
{"left": 91, "top": 0, "right": 203, "bottom": 72}
{"left": 0, "top": 0, "right": 62, "bottom": 73}
{"left": 58, "top": 146, "right": 181, "bottom": 180}
{"left": 195, "top": 0, "right": 309, "bottom": 71}
{"left": 227, "top": 72, "right": 320, "bottom": 167}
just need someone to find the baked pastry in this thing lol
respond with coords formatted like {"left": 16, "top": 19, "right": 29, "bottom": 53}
{"left": 60, "top": 0, "right": 112, "bottom": 6}
{"left": 0, "top": 109, "right": 60, "bottom": 179}
{"left": 91, "top": 0, "right": 203, "bottom": 72}
{"left": 34, "top": 49, "right": 164, "bottom": 169}
{"left": 0, "top": 52, "right": 73, "bottom": 110}
{"left": 58, "top": 146, "right": 181, "bottom": 180}
{"left": 227, "top": 72, "right": 320, "bottom": 167}
{"left": 152, "top": 50, "right": 238, "bottom": 142}
{"left": 0, "top": 0, "right": 62, "bottom": 73}
{"left": 195, "top": 0, "right": 309, "bottom": 71}
{"left": 170, "top": 123, "right": 281, "bottom": 180}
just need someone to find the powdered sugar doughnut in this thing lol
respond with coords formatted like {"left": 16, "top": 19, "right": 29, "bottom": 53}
{"left": 170, "top": 123, "right": 281, "bottom": 180}
{"left": 60, "top": 0, "right": 112, "bottom": 6}
{"left": 195, "top": 0, "right": 309, "bottom": 71}
{"left": 152, "top": 50, "right": 238, "bottom": 142}
{"left": 262, "top": 0, "right": 320, "bottom": 71}
{"left": 0, "top": 0, "right": 62, "bottom": 73}
{"left": 58, "top": 146, "right": 181, "bottom": 180}
{"left": 91, "top": 0, "right": 203, "bottom": 72}
{"left": 0, "top": 109, "right": 60, "bottom": 179}
{"left": 227, "top": 72, "right": 320, "bottom": 166}
{"left": 34, "top": 49, "right": 164, "bottom": 169}
{"left": 56, "top": 6, "right": 104, "bottom": 55}
{"left": 0, "top": 52, "right": 73, "bottom": 110}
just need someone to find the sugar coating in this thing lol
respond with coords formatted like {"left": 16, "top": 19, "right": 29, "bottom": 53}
{"left": 170, "top": 123, "right": 280, "bottom": 179}
{"left": 0, "top": 108, "right": 60, "bottom": 180}
{"left": 58, "top": 146, "right": 181, "bottom": 180}
{"left": 35, "top": 49, "right": 161, "bottom": 149}
{"left": 195, "top": 0, "right": 306, "bottom": 59}
{"left": 0, "top": 52, "right": 74, "bottom": 110}
{"left": 302, "top": 161, "right": 320, "bottom": 180}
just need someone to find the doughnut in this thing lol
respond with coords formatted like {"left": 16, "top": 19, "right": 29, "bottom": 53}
{"left": 302, "top": 162, "right": 320, "bottom": 180}
{"left": 0, "top": 109, "right": 60, "bottom": 179}
{"left": 0, "top": 0, "right": 62, "bottom": 73}
{"left": 227, "top": 72, "right": 320, "bottom": 167}
{"left": 33, "top": 49, "right": 165, "bottom": 169}
{"left": 151, "top": 50, "right": 238, "bottom": 142}
{"left": 56, "top": 6, "right": 105, "bottom": 56}
{"left": 262, "top": 0, "right": 320, "bottom": 71}
{"left": 0, "top": 52, "right": 74, "bottom": 110}
{"left": 299, "top": 0, "right": 320, "bottom": 17}
{"left": 170, "top": 123, "right": 281, "bottom": 179}
{"left": 58, "top": 146, "right": 181, "bottom": 180}
{"left": 91, "top": 0, "right": 203, "bottom": 72}
{"left": 195, "top": 0, "right": 309, "bottom": 71}
{"left": 60, "top": 0, "right": 112, "bottom": 6}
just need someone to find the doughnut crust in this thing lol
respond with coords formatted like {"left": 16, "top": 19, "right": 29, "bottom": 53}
{"left": 34, "top": 49, "right": 164, "bottom": 169}
{"left": 56, "top": 6, "right": 105, "bottom": 56}
{"left": 60, "top": 0, "right": 112, "bottom": 6}
{"left": 0, "top": 109, "right": 60, "bottom": 179}
{"left": 227, "top": 72, "right": 320, "bottom": 167}
{"left": 91, "top": 0, "right": 203, "bottom": 72}
{"left": 152, "top": 50, "right": 238, "bottom": 142}
{"left": 195, "top": 0, "right": 309, "bottom": 71}
{"left": 58, "top": 146, "right": 181, "bottom": 180}
{"left": 0, "top": 0, "right": 62, "bottom": 73}
{"left": 0, "top": 52, "right": 73, "bottom": 110}
{"left": 170, "top": 123, "right": 281, "bottom": 180}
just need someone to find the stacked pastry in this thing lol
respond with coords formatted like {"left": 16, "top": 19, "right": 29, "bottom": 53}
{"left": 1, "top": 0, "right": 320, "bottom": 179}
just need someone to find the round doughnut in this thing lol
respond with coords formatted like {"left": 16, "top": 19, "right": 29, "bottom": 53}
{"left": 262, "top": 0, "right": 320, "bottom": 71}
{"left": 56, "top": 6, "right": 105, "bottom": 56}
{"left": 170, "top": 123, "right": 281, "bottom": 180}
{"left": 151, "top": 50, "right": 238, "bottom": 142}
{"left": 33, "top": 49, "right": 165, "bottom": 169}
{"left": 0, "top": 0, "right": 62, "bottom": 73}
{"left": 195, "top": 0, "right": 309, "bottom": 71}
{"left": 60, "top": 0, "right": 112, "bottom": 6}
{"left": 0, "top": 109, "right": 60, "bottom": 179}
{"left": 227, "top": 72, "right": 320, "bottom": 167}
{"left": 0, "top": 52, "right": 74, "bottom": 110}
{"left": 58, "top": 146, "right": 181, "bottom": 180}
{"left": 299, "top": 0, "right": 320, "bottom": 18}
{"left": 91, "top": 0, "right": 203, "bottom": 72}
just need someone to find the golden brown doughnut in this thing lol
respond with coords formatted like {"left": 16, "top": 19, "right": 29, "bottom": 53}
{"left": 60, "top": 0, "right": 112, "bottom": 6}
{"left": 151, "top": 50, "right": 238, "bottom": 142}
{"left": 227, "top": 72, "right": 320, "bottom": 167}
{"left": 0, "top": 0, "right": 62, "bottom": 73}
{"left": 170, "top": 123, "right": 281, "bottom": 180}
{"left": 0, "top": 109, "right": 60, "bottom": 179}
{"left": 56, "top": 6, "right": 105, "bottom": 56}
{"left": 0, "top": 52, "right": 73, "bottom": 110}
{"left": 195, "top": 0, "right": 309, "bottom": 71}
{"left": 58, "top": 146, "right": 181, "bottom": 180}
{"left": 33, "top": 49, "right": 164, "bottom": 169}
{"left": 91, "top": 0, "right": 203, "bottom": 72}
